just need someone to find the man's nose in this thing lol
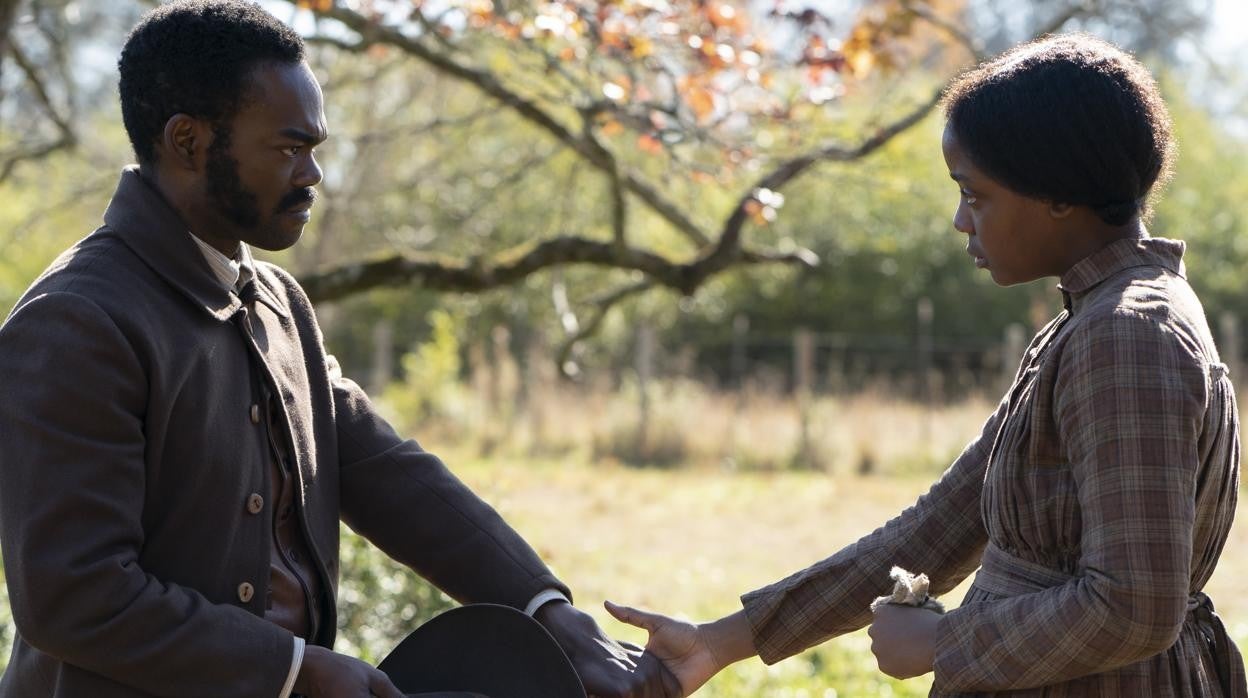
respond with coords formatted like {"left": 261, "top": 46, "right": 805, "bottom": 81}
{"left": 294, "top": 153, "right": 323, "bottom": 188}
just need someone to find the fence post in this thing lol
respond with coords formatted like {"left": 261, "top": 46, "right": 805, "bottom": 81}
{"left": 731, "top": 314, "right": 749, "bottom": 391}
{"left": 369, "top": 318, "right": 394, "bottom": 394}
{"left": 522, "top": 331, "right": 551, "bottom": 454}
{"left": 793, "top": 328, "right": 817, "bottom": 469}
{"left": 916, "top": 297, "right": 934, "bottom": 404}
{"left": 491, "top": 325, "right": 519, "bottom": 440}
{"left": 636, "top": 323, "right": 655, "bottom": 456}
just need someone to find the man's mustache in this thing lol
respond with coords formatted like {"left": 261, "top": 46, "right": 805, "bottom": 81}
{"left": 277, "top": 187, "right": 317, "bottom": 213}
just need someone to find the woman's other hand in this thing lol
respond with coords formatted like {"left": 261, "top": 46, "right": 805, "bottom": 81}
{"left": 868, "top": 604, "right": 941, "bottom": 679}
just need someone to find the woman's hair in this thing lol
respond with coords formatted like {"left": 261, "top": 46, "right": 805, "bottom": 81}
{"left": 941, "top": 33, "right": 1174, "bottom": 225}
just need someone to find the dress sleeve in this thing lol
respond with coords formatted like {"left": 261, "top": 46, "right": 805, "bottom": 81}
{"left": 932, "top": 311, "right": 1205, "bottom": 692}
{"left": 0, "top": 293, "right": 295, "bottom": 698}
{"left": 740, "top": 393, "right": 1009, "bottom": 664}
{"left": 328, "top": 355, "right": 571, "bottom": 610}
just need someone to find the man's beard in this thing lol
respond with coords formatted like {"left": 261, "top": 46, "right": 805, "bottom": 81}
{"left": 205, "top": 125, "right": 262, "bottom": 231}
{"left": 205, "top": 124, "right": 317, "bottom": 248}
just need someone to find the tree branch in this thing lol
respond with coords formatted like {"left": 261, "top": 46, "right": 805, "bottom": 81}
{"left": 901, "top": 0, "right": 984, "bottom": 60}
{"left": 302, "top": 4, "right": 712, "bottom": 248}
{"left": 1036, "top": 2, "right": 1096, "bottom": 37}
{"left": 0, "top": 0, "right": 19, "bottom": 80}
{"left": 299, "top": 234, "right": 815, "bottom": 303}
{"left": 698, "top": 1, "right": 1090, "bottom": 270}
{"left": 701, "top": 85, "right": 944, "bottom": 271}
{"left": 1, "top": 36, "right": 77, "bottom": 184}
{"left": 582, "top": 124, "right": 629, "bottom": 248}
{"left": 555, "top": 280, "right": 655, "bottom": 378}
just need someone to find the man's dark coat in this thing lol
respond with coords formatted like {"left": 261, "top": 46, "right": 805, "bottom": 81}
{"left": 0, "top": 168, "right": 568, "bottom": 697}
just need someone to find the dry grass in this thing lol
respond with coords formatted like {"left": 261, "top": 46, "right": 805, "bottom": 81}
{"left": 393, "top": 377, "right": 997, "bottom": 476}
{"left": 444, "top": 454, "right": 1248, "bottom": 697}
{"left": 384, "top": 379, "right": 1248, "bottom": 695}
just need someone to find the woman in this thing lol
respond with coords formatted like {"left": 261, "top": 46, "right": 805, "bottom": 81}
{"left": 608, "top": 33, "right": 1246, "bottom": 697}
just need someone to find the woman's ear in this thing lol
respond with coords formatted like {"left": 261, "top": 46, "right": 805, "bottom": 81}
{"left": 1048, "top": 201, "right": 1074, "bottom": 219}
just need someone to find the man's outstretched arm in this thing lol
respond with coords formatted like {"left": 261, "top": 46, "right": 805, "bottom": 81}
{"left": 325, "top": 351, "right": 677, "bottom": 697}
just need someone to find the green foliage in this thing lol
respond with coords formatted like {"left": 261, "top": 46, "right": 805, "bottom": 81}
{"left": 379, "top": 309, "right": 467, "bottom": 429}
{"left": 1152, "top": 73, "right": 1248, "bottom": 322}
{"left": 334, "top": 526, "right": 456, "bottom": 663}
{"left": 0, "top": 114, "right": 130, "bottom": 319}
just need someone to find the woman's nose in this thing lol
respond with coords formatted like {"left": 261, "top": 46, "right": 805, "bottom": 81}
{"left": 952, "top": 203, "right": 973, "bottom": 234}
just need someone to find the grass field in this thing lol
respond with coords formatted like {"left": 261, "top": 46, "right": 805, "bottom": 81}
{"left": 430, "top": 454, "right": 1248, "bottom": 696}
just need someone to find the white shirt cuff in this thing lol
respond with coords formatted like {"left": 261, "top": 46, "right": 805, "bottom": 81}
{"left": 524, "top": 588, "right": 571, "bottom": 616}
{"left": 278, "top": 636, "right": 304, "bottom": 698}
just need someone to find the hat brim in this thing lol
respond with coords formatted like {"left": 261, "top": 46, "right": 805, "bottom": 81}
{"left": 378, "top": 603, "right": 586, "bottom": 698}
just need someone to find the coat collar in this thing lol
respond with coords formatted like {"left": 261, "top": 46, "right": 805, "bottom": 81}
{"left": 1057, "top": 234, "right": 1186, "bottom": 309}
{"left": 102, "top": 167, "right": 290, "bottom": 321}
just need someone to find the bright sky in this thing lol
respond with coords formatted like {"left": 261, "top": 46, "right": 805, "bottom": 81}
{"left": 1182, "top": 0, "right": 1248, "bottom": 138}
{"left": 1210, "top": 0, "right": 1248, "bottom": 57}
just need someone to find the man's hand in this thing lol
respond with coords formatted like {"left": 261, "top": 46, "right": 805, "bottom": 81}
{"left": 535, "top": 600, "right": 681, "bottom": 698}
{"left": 604, "top": 601, "right": 748, "bottom": 697}
{"left": 867, "top": 604, "right": 940, "bottom": 679}
{"left": 293, "top": 644, "right": 405, "bottom": 698}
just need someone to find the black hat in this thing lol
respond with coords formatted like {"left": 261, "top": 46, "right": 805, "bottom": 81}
{"left": 378, "top": 603, "right": 587, "bottom": 698}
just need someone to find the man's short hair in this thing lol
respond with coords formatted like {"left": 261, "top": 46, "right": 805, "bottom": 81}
{"left": 118, "top": 0, "right": 305, "bottom": 164}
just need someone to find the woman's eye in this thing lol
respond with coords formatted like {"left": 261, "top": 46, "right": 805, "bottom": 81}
{"left": 961, "top": 190, "right": 977, "bottom": 205}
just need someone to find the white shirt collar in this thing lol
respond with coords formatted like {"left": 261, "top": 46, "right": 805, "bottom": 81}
{"left": 189, "top": 234, "right": 255, "bottom": 292}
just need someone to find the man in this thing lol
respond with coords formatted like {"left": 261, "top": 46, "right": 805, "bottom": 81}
{"left": 0, "top": 2, "right": 676, "bottom": 697}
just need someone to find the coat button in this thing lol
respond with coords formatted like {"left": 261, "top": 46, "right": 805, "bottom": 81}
{"left": 246, "top": 493, "right": 264, "bottom": 514}
{"left": 237, "top": 582, "right": 255, "bottom": 603}
{"left": 250, "top": 404, "right": 261, "bottom": 424}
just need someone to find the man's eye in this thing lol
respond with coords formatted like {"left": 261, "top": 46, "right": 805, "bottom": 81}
{"left": 281, "top": 146, "right": 301, "bottom": 157}
{"left": 961, "top": 190, "right": 977, "bottom": 205}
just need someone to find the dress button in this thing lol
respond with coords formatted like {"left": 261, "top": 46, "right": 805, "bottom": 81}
{"left": 250, "top": 404, "right": 261, "bottom": 424}
{"left": 246, "top": 493, "right": 264, "bottom": 514}
{"left": 237, "top": 582, "right": 255, "bottom": 603}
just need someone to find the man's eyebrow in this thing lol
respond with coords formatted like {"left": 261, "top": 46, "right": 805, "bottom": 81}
{"left": 279, "top": 127, "right": 327, "bottom": 144}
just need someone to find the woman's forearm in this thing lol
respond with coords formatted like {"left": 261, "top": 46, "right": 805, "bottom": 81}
{"left": 701, "top": 610, "right": 758, "bottom": 671}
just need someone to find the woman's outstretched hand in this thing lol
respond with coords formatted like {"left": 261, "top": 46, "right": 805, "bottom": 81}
{"left": 605, "top": 601, "right": 756, "bottom": 696}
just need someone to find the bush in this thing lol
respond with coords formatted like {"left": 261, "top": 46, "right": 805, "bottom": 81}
{"left": 379, "top": 309, "right": 469, "bottom": 434}
{"left": 334, "top": 525, "right": 458, "bottom": 663}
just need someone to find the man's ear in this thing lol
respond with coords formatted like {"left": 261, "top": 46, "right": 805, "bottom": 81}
{"left": 1048, "top": 201, "right": 1074, "bottom": 219}
{"left": 161, "top": 114, "right": 209, "bottom": 170}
